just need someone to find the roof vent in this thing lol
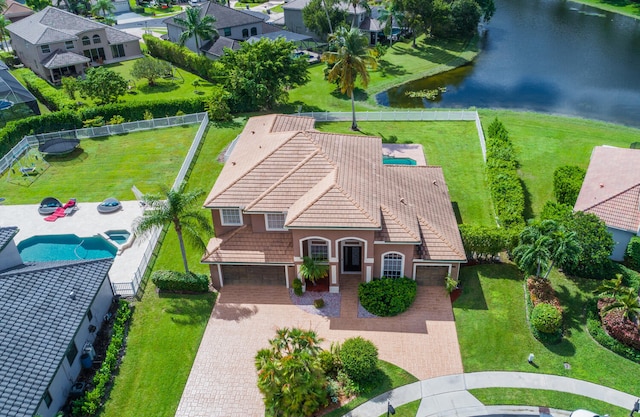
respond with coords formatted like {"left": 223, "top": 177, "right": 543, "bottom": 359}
{"left": 69, "top": 290, "right": 76, "bottom": 300}
{"left": 400, "top": 198, "right": 407, "bottom": 205}
{"left": 432, "top": 180, "right": 438, "bottom": 186}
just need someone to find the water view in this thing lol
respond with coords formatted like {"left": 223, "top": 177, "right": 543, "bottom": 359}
{"left": 377, "top": 0, "right": 640, "bottom": 128}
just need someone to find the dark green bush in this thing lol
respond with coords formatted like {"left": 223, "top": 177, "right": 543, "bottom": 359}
{"left": 531, "top": 302, "right": 562, "bottom": 334}
{"left": 292, "top": 278, "right": 303, "bottom": 296}
{"left": 553, "top": 165, "right": 586, "bottom": 206}
{"left": 358, "top": 277, "right": 417, "bottom": 317}
{"left": 313, "top": 298, "right": 325, "bottom": 308}
{"left": 19, "top": 71, "right": 76, "bottom": 111}
{"left": 79, "top": 97, "right": 206, "bottom": 122}
{"left": 339, "top": 337, "right": 378, "bottom": 382}
{"left": 525, "top": 288, "right": 562, "bottom": 344}
{"left": 459, "top": 224, "right": 517, "bottom": 260}
{"left": 625, "top": 236, "right": 640, "bottom": 272}
{"left": 0, "top": 111, "right": 83, "bottom": 155}
{"left": 563, "top": 212, "right": 614, "bottom": 279}
{"left": 318, "top": 349, "right": 340, "bottom": 378}
{"left": 151, "top": 270, "right": 209, "bottom": 292}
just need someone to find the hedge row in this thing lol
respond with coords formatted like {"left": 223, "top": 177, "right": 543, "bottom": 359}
{"left": 0, "top": 97, "right": 206, "bottom": 155}
{"left": 151, "top": 270, "right": 209, "bottom": 292}
{"left": 485, "top": 118, "right": 525, "bottom": 229}
{"left": 18, "top": 70, "right": 76, "bottom": 111}
{"left": 72, "top": 301, "right": 133, "bottom": 416}
{"left": 458, "top": 224, "right": 518, "bottom": 261}
{"left": 143, "top": 35, "right": 224, "bottom": 83}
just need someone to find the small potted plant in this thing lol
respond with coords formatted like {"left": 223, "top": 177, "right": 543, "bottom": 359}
{"left": 445, "top": 275, "right": 462, "bottom": 302}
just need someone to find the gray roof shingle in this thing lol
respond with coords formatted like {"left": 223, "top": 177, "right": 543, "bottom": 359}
{"left": 0, "top": 226, "right": 18, "bottom": 253}
{"left": 42, "top": 49, "right": 90, "bottom": 69}
{"left": 0, "top": 258, "right": 113, "bottom": 417}
{"left": 7, "top": 6, "right": 138, "bottom": 45}
{"left": 165, "top": 2, "right": 264, "bottom": 30}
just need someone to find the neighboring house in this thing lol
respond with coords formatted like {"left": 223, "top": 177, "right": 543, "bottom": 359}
{"left": 282, "top": 0, "right": 384, "bottom": 43}
{"left": 7, "top": 6, "right": 142, "bottom": 84}
{"left": 574, "top": 145, "right": 640, "bottom": 261}
{"left": 2, "top": 0, "right": 34, "bottom": 23}
{"left": 202, "top": 114, "right": 466, "bottom": 292}
{"left": 0, "top": 226, "right": 114, "bottom": 417}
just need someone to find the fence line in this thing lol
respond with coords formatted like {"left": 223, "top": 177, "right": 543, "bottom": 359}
{"left": 111, "top": 113, "right": 209, "bottom": 298}
{"left": 299, "top": 110, "right": 487, "bottom": 161}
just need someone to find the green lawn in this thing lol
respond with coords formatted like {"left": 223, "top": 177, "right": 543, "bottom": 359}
{"left": 567, "top": 0, "right": 640, "bottom": 18}
{"left": 454, "top": 264, "right": 640, "bottom": 396}
{"left": 470, "top": 388, "right": 632, "bottom": 417}
{"left": 100, "top": 120, "right": 243, "bottom": 417}
{"left": 315, "top": 121, "right": 495, "bottom": 226}
{"left": 0, "top": 125, "right": 199, "bottom": 204}
{"left": 286, "top": 35, "right": 479, "bottom": 113}
{"left": 480, "top": 110, "right": 640, "bottom": 218}
{"left": 324, "top": 360, "right": 418, "bottom": 417}
{"left": 377, "top": 399, "right": 421, "bottom": 417}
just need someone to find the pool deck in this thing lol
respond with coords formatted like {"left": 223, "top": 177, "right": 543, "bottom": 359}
{"left": 0, "top": 201, "right": 149, "bottom": 286}
{"left": 381, "top": 144, "right": 428, "bottom": 166}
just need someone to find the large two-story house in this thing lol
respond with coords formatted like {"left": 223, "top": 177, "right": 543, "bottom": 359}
{"left": 202, "top": 114, "right": 466, "bottom": 292}
{"left": 7, "top": 7, "right": 142, "bottom": 84}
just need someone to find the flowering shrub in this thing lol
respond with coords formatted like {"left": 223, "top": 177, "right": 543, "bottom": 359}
{"left": 598, "top": 298, "right": 640, "bottom": 350}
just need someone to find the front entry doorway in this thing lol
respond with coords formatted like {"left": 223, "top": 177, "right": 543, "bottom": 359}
{"left": 342, "top": 244, "right": 362, "bottom": 273}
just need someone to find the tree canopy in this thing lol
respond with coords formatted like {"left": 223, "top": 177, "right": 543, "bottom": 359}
{"left": 302, "top": 0, "right": 347, "bottom": 40}
{"left": 130, "top": 57, "right": 172, "bottom": 86}
{"left": 79, "top": 67, "right": 128, "bottom": 104}
{"left": 219, "top": 38, "right": 310, "bottom": 112}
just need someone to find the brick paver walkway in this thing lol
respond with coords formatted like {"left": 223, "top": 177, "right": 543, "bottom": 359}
{"left": 175, "top": 277, "right": 463, "bottom": 417}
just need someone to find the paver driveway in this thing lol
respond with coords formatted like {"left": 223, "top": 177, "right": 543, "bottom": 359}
{"left": 175, "top": 278, "right": 463, "bottom": 417}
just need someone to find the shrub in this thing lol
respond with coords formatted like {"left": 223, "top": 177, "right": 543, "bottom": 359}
{"left": 19, "top": 71, "right": 76, "bottom": 111}
{"left": 339, "top": 337, "right": 378, "bottom": 383}
{"left": 531, "top": 303, "right": 562, "bottom": 334}
{"left": 313, "top": 298, "right": 325, "bottom": 308}
{"left": 587, "top": 299, "right": 640, "bottom": 363}
{"left": 292, "top": 278, "right": 303, "bottom": 296}
{"left": 553, "top": 165, "right": 586, "bottom": 206}
{"left": 358, "top": 277, "right": 417, "bottom": 317}
{"left": 108, "top": 115, "right": 125, "bottom": 125}
{"left": 598, "top": 298, "right": 640, "bottom": 350}
{"left": 151, "top": 270, "right": 209, "bottom": 292}
{"left": 204, "top": 85, "right": 232, "bottom": 121}
{"left": 459, "top": 224, "right": 516, "bottom": 261}
{"left": 0, "top": 111, "right": 83, "bottom": 155}
{"left": 83, "top": 116, "right": 105, "bottom": 128}
{"left": 563, "top": 212, "right": 614, "bottom": 279}
{"left": 318, "top": 348, "right": 340, "bottom": 378}
{"left": 625, "top": 236, "right": 640, "bottom": 271}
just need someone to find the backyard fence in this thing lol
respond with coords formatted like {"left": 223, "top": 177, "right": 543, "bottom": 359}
{"left": 111, "top": 112, "right": 210, "bottom": 298}
{"left": 299, "top": 110, "right": 487, "bottom": 161}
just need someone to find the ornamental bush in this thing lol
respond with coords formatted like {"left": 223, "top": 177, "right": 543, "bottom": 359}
{"left": 625, "top": 236, "right": 640, "bottom": 271}
{"left": 587, "top": 299, "right": 640, "bottom": 363}
{"left": 553, "top": 165, "right": 586, "bottom": 206}
{"left": 530, "top": 303, "right": 562, "bottom": 334}
{"left": 19, "top": 71, "right": 76, "bottom": 111}
{"left": 339, "top": 337, "right": 378, "bottom": 383}
{"left": 458, "top": 224, "right": 517, "bottom": 261}
{"left": 151, "top": 270, "right": 209, "bottom": 292}
{"left": 358, "top": 277, "right": 417, "bottom": 317}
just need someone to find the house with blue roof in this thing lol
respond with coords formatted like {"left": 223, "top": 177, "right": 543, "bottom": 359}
{"left": 0, "top": 227, "right": 114, "bottom": 417}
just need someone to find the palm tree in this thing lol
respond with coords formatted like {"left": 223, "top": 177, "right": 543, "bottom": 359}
{"left": 174, "top": 7, "right": 218, "bottom": 55}
{"left": 299, "top": 256, "right": 329, "bottom": 285}
{"left": 91, "top": 0, "right": 114, "bottom": 17}
{"left": 377, "top": 0, "right": 403, "bottom": 46}
{"left": 542, "top": 224, "right": 581, "bottom": 279}
{"left": 513, "top": 233, "right": 551, "bottom": 278}
{"left": 0, "top": 16, "right": 9, "bottom": 52}
{"left": 594, "top": 274, "right": 627, "bottom": 298}
{"left": 322, "top": 27, "right": 377, "bottom": 131}
{"left": 133, "top": 185, "right": 213, "bottom": 274}
{"left": 601, "top": 289, "right": 640, "bottom": 323}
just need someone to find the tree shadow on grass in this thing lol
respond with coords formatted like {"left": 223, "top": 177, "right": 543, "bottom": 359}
{"left": 377, "top": 59, "right": 409, "bottom": 77}
{"left": 160, "top": 293, "right": 216, "bottom": 325}
{"left": 521, "top": 178, "right": 535, "bottom": 221}
{"left": 403, "top": 44, "right": 462, "bottom": 65}
{"left": 138, "top": 82, "right": 179, "bottom": 94}
{"left": 275, "top": 101, "right": 326, "bottom": 114}
{"left": 330, "top": 87, "right": 369, "bottom": 102}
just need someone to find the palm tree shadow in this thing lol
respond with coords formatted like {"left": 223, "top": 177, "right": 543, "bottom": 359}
{"left": 377, "top": 59, "right": 408, "bottom": 77}
{"left": 329, "top": 87, "right": 369, "bottom": 101}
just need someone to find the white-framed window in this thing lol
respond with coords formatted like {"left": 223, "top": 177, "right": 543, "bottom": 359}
{"left": 220, "top": 208, "right": 242, "bottom": 226}
{"left": 309, "top": 240, "right": 329, "bottom": 262}
{"left": 92, "top": 34, "right": 101, "bottom": 44}
{"left": 40, "top": 44, "right": 50, "bottom": 54}
{"left": 265, "top": 213, "right": 286, "bottom": 230}
{"left": 382, "top": 252, "right": 404, "bottom": 278}
{"left": 82, "top": 36, "right": 90, "bottom": 46}
{"left": 65, "top": 40, "right": 74, "bottom": 50}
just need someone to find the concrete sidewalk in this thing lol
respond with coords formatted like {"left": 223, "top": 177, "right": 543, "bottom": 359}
{"left": 345, "top": 372, "right": 639, "bottom": 417}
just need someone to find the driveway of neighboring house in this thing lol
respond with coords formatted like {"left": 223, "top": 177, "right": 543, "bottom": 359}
{"left": 175, "top": 278, "right": 463, "bottom": 417}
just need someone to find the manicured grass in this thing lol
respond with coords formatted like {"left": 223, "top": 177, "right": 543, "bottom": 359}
{"left": 315, "top": 121, "right": 495, "bottom": 226}
{"left": 567, "top": 0, "right": 640, "bottom": 18}
{"left": 270, "top": 4, "right": 283, "bottom": 12}
{"left": 470, "top": 388, "right": 631, "bottom": 417}
{"left": 480, "top": 110, "right": 640, "bottom": 218}
{"left": 323, "top": 360, "right": 419, "bottom": 417}
{"left": 377, "top": 399, "right": 421, "bottom": 417}
{"left": 105, "top": 59, "right": 216, "bottom": 103}
{"left": 286, "top": 35, "right": 479, "bottom": 113}
{"left": 454, "top": 264, "right": 640, "bottom": 395}
{"left": 100, "top": 120, "right": 243, "bottom": 417}
{"left": 0, "top": 125, "right": 199, "bottom": 204}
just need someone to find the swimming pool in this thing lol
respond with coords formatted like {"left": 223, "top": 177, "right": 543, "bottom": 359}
{"left": 104, "top": 229, "right": 131, "bottom": 245}
{"left": 18, "top": 234, "right": 117, "bottom": 262}
{"left": 383, "top": 156, "right": 417, "bottom": 166}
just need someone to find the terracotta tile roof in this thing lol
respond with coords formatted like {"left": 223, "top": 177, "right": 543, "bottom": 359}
{"left": 574, "top": 146, "right": 640, "bottom": 233}
{"left": 203, "top": 225, "right": 293, "bottom": 263}
{"left": 205, "top": 114, "right": 466, "bottom": 262}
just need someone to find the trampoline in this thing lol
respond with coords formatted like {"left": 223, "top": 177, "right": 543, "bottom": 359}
{"left": 38, "top": 138, "right": 80, "bottom": 156}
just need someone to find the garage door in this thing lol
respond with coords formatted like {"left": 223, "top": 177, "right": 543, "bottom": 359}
{"left": 221, "top": 265, "right": 285, "bottom": 286}
{"left": 415, "top": 266, "right": 449, "bottom": 286}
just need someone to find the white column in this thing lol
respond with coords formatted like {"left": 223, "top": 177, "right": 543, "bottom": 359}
{"left": 366, "top": 266, "right": 372, "bottom": 282}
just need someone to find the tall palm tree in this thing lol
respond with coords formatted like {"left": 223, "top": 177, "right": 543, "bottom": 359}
{"left": 601, "top": 289, "right": 640, "bottom": 323}
{"left": 377, "top": 0, "right": 403, "bottom": 46}
{"left": 322, "top": 27, "right": 377, "bottom": 131}
{"left": 174, "top": 7, "right": 218, "bottom": 55}
{"left": 542, "top": 224, "right": 581, "bottom": 279}
{"left": 0, "top": 16, "right": 9, "bottom": 52}
{"left": 133, "top": 185, "right": 213, "bottom": 274}
{"left": 91, "top": 0, "right": 114, "bottom": 17}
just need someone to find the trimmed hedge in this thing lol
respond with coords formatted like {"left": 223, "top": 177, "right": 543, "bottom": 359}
{"left": 458, "top": 224, "right": 517, "bottom": 261}
{"left": 358, "top": 277, "right": 417, "bottom": 317}
{"left": 339, "top": 337, "right": 379, "bottom": 383}
{"left": 72, "top": 301, "right": 133, "bottom": 416}
{"left": 0, "top": 111, "right": 83, "bottom": 155}
{"left": 553, "top": 165, "right": 586, "bottom": 206}
{"left": 151, "top": 270, "right": 209, "bottom": 292}
{"left": 485, "top": 118, "right": 525, "bottom": 229}
{"left": 525, "top": 282, "right": 562, "bottom": 344}
{"left": 531, "top": 303, "right": 562, "bottom": 334}
{"left": 18, "top": 70, "right": 76, "bottom": 111}
{"left": 587, "top": 298, "right": 640, "bottom": 363}
{"left": 625, "top": 236, "right": 640, "bottom": 271}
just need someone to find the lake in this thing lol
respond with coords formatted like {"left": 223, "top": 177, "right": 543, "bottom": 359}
{"left": 377, "top": 0, "right": 640, "bottom": 128}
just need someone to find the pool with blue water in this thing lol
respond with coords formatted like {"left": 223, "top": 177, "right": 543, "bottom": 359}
{"left": 382, "top": 156, "right": 417, "bottom": 166}
{"left": 18, "top": 234, "right": 117, "bottom": 262}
